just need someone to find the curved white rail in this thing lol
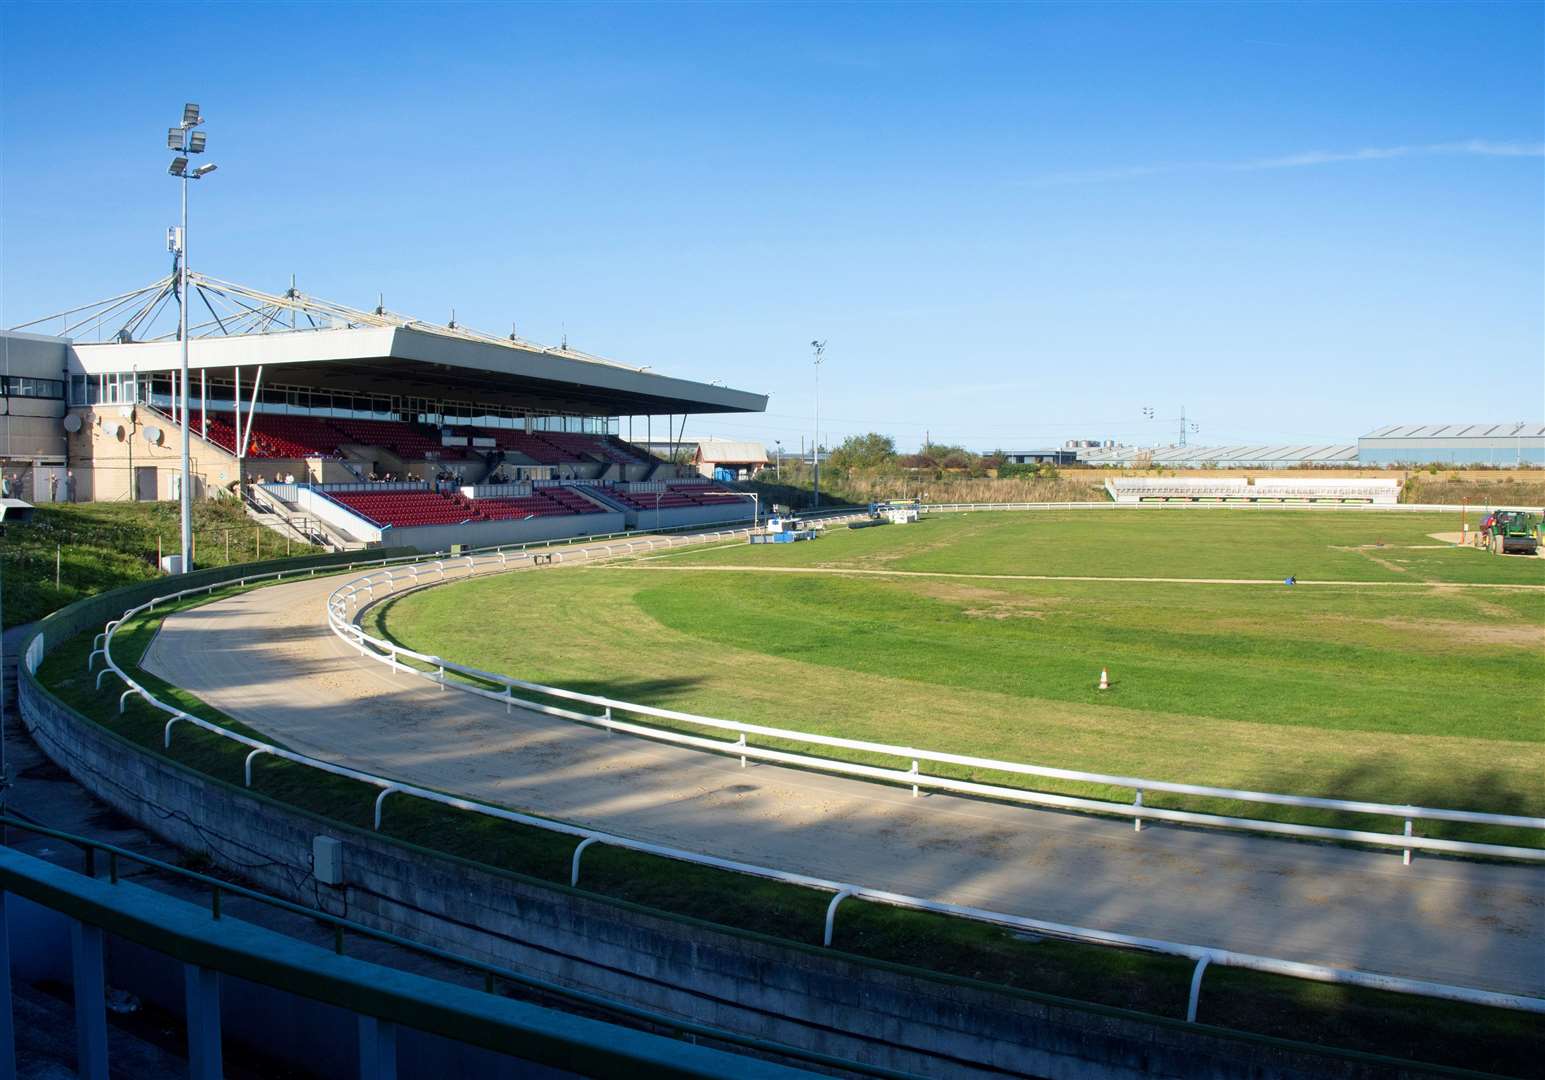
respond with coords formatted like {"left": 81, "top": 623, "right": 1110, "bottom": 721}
{"left": 79, "top": 514, "right": 1545, "bottom": 1023}
{"left": 325, "top": 551, "right": 1545, "bottom": 861}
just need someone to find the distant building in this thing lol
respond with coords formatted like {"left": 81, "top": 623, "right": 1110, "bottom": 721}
{"left": 1357, "top": 424, "right": 1544, "bottom": 467}
{"left": 1001, "top": 449, "right": 1078, "bottom": 466}
{"left": 692, "top": 438, "right": 768, "bottom": 481}
{"left": 1079, "top": 443, "right": 1358, "bottom": 468}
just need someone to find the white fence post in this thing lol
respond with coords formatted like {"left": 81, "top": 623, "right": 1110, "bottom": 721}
{"left": 1186, "top": 953, "right": 1212, "bottom": 1022}
{"left": 823, "top": 889, "right": 853, "bottom": 946}
{"left": 571, "top": 837, "right": 598, "bottom": 886}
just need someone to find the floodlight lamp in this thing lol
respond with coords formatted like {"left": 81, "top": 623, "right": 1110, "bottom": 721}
{"left": 189, "top": 131, "right": 207, "bottom": 153}
{"left": 192, "top": 163, "right": 218, "bottom": 178}
{"left": 182, "top": 103, "right": 201, "bottom": 126}
{"left": 168, "top": 127, "right": 184, "bottom": 150}
{"left": 169, "top": 156, "right": 189, "bottom": 176}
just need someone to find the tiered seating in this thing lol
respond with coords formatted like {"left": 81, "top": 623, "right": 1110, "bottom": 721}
{"left": 477, "top": 488, "right": 604, "bottom": 520}
{"left": 245, "top": 415, "right": 348, "bottom": 458}
{"left": 331, "top": 486, "right": 604, "bottom": 527}
{"left": 606, "top": 483, "right": 738, "bottom": 511}
{"left": 331, "top": 418, "right": 461, "bottom": 460}
{"left": 171, "top": 410, "right": 344, "bottom": 459}
{"left": 330, "top": 491, "right": 478, "bottom": 527}
{"left": 459, "top": 429, "right": 570, "bottom": 464}
{"left": 543, "top": 487, "right": 605, "bottom": 514}
{"left": 606, "top": 436, "right": 656, "bottom": 465}
{"left": 456, "top": 428, "right": 658, "bottom": 466}
{"left": 539, "top": 433, "right": 642, "bottom": 466}
{"left": 1106, "top": 478, "right": 1400, "bottom": 505}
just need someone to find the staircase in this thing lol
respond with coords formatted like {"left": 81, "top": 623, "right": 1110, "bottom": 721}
{"left": 245, "top": 485, "right": 365, "bottom": 551}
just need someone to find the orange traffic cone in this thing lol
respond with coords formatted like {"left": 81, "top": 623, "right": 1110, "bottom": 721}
{"left": 1098, "top": 668, "right": 1109, "bottom": 691}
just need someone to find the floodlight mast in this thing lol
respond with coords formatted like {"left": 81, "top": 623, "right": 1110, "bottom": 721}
{"left": 167, "top": 102, "right": 216, "bottom": 574}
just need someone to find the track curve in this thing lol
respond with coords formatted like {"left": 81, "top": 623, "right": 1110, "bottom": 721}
{"left": 141, "top": 552, "right": 1545, "bottom": 998}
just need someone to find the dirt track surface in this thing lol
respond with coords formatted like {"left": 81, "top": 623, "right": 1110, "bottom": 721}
{"left": 142, "top": 566, "right": 1545, "bottom": 997}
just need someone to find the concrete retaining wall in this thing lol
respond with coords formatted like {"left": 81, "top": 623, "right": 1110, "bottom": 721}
{"left": 19, "top": 662, "right": 1452, "bottom": 1079}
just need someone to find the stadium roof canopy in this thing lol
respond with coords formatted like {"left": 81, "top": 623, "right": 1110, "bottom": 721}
{"left": 1080, "top": 443, "right": 1358, "bottom": 467}
{"left": 10, "top": 272, "right": 766, "bottom": 417}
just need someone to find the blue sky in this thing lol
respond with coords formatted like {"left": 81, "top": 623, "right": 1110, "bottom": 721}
{"left": 2, "top": 1, "right": 1540, "bottom": 452}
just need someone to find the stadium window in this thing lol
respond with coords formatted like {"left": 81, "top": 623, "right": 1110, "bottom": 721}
{"left": 1, "top": 375, "right": 65, "bottom": 399}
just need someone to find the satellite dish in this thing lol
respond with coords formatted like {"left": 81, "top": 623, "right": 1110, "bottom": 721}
{"left": 119, "top": 405, "right": 134, "bottom": 419}
{"left": 105, "top": 422, "right": 125, "bottom": 440}
{"left": 62, "top": 414, "right": 82, "bottom": 433}
{"left": 144, "top": 426, "right": 164, "bottom": 446}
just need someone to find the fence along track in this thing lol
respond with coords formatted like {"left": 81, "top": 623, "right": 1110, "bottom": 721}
{"left": 81, "top": 511, "right": 1545, "bottom": 1022}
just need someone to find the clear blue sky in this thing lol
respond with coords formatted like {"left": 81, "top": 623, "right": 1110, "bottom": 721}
{"left": 2, "top": 1, "right": 1540, "bottom": 452}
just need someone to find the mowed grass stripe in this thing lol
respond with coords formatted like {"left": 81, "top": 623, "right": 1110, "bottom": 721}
{"left": 375, "top": 513, "right": 1545, "bottom": 829}
{"left": 653, "top": 509, "right": 1545, "bottom": 585}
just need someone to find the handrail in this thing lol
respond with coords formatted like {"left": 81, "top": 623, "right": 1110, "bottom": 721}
{"left": 0, "top": 821, "right": 895, "bottom": 1079}
{"left": 84, "top": 517, "right": 1545, "bottom": 1025}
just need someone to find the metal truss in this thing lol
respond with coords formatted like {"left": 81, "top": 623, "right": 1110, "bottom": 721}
{"left": 8, "top": 272, "right": 645, "bottom": 372}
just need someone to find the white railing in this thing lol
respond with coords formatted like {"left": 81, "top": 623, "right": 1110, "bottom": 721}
{"left": 921, "top": 500, "right": 1477, "bottom": 513}
{"left": 79, "top": 542, "right": 1545, "bottom": 1019}
{"left": 326, "top": 554, "right": 1545, "bottom": 865}
{"left": 74, "top": 507, "right": 1545, "bottom": 1022}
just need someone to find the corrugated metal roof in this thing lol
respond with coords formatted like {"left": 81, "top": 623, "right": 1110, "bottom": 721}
{"left": 1081, "top": 444, "right": 1357, "bottom": 465}
{"left": 1362, "top": 423, "right": 1545, "bottom": 440}
{"left": 694, "top": 440, "right": 768, "bottom": 463}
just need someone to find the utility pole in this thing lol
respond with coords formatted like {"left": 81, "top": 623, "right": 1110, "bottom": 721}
{"left": 810, "top": 340, "right": 826, "bottom": 507}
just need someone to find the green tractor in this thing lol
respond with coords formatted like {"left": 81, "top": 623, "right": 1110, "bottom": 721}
{"left": 1478, "top": 508, "right": 1542, "bottom": 555}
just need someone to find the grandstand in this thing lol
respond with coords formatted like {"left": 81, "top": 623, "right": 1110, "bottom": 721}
{"left": 6, "top": 272, "right": 767, "bottom": 547}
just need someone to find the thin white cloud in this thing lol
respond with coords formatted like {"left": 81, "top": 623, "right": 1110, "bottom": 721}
{"left": 1034, "top": 140, "right": 1543, "bottom": 187}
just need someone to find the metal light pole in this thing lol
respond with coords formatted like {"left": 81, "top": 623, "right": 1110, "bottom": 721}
{"left": 775, "top": 440, "right": 782, "bottom": 479}
{"left": 167, "top": 103, "right": 217, "bottom": 573}
{"left": 703, "top": 490, "right": 759, "bottom": 529}
{"left": 810, "top": 341, "right": 825, "bottom": 507}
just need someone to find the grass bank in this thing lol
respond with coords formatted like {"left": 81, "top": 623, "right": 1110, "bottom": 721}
{"left": 2, "top": 500, "right": 320, "bottom": 629}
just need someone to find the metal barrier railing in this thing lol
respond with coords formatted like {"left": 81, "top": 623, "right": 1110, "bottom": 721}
{"left": 77, "top": 525, "right": 1545, "bottom": 1022}
{"left": 0, "top": 816, "right": 908, "bottom": 1080}
{"left": 326, "top": 551, "right": 1545, "bottom": 865}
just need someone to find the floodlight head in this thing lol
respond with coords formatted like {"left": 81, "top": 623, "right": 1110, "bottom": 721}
{"left": 192, "top": 163, "right": 218, "bottom": 178}
{"left": 168, "top": 127, "right": 184, "bottom": 150}
{"left": 188, "top": 131, "right": 207, "bottom": 153}
{"left": 169, "top": 156, "right": 189, "bottom": 176}
{"left": 182, "top": 103, "right": 201, "bottom": 126}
